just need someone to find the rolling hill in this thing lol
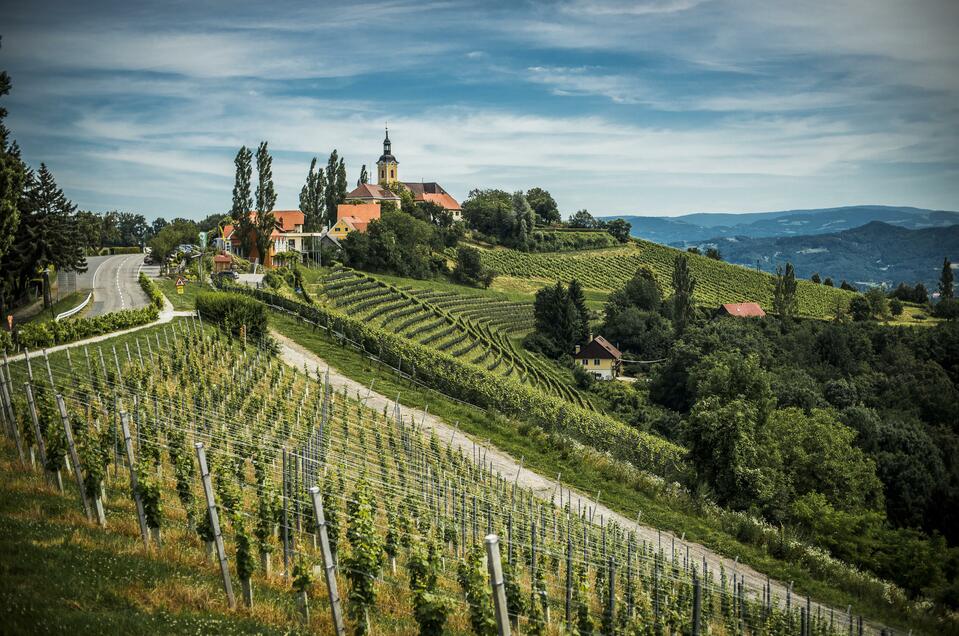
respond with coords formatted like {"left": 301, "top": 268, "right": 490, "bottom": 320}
{"left": 693, "top": 221, "right": 959, "bottom": 289}
{"left": 607, "top": 205, "right": 959, "bottom": 245}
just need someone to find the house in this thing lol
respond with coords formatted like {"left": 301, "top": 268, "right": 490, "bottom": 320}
{"left": 222, "top": 210, "right": 326, "bottom": 267}
{"left": 344, "top": 128, "right": 462, "bottom": 220}
{"left": 718, "top": 302, "right": 766, "bottom": 318}
{"left": 212, "top": 254, "right": 232, "bottom": 273}
{"left": 573, "top": 335, "right": 623, "bottom": 380}
{"left": 330, "top": 202, "right": 382, "bottom": 240}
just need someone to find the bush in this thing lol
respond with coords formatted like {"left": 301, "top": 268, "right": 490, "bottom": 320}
{"left": 0, "top": 329, "right": 12, "bottom": 353}
{"left": 111, "top": 246, "right": 142, "bottom": 255}
{"left": 16, "top": 306, "right": 159, "bottom": 348}
{"left": 934, "top": 298, "right": 959, "bottom": 320}
{"left": 195, "top": 291, "right": 268, "bottom": 339}
{"left": 139, "top": 272, "right": 165, "bottom": 311}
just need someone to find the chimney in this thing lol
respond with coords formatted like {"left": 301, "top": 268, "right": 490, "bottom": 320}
{"left": 588, "top": 331, "right": 593, "bottom": 343}
{"left": 574, "top": 344, "right": 581, "bottom": 354}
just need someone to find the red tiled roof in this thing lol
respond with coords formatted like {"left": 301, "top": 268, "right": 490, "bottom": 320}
{"left": 574, "top": 335, "right": 622, "bottom": 360}
{"left": 422, "top": 192, "right": 462, "bottom": 211}
{"left": 347, "top": 183, "right": 400, "bottom": 200}
{"left": 338, "top": 216, "right": 370, "bottom": 233}
{"left": 720, "top": 302, "right": 766, "bottom": 318}
{"left": 337, "top": 202, "right": 381, "bottom": 223}
{"left": 213, "top": 254, "right": 232, "bottom": 263}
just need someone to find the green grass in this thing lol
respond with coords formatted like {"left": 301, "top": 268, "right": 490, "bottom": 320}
{"left": 269, "top": 310, "right": 939, "bottom": 635}
{"left": 480, "top": 240, "right": 860, "bottom": 318}
{"left": 155, "top": 278, "right": 211, "bottom": 311}
{"left": 21, "top": 292, "right": 90, "bottom": 325}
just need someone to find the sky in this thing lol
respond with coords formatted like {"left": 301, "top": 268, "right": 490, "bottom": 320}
{"left": 2, "top": 0, "right": 959, "bottom": 220}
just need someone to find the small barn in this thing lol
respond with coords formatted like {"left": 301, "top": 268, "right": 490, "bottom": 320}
{"left": 574, "top": 335, "right": 623, "bottom": 380}
{"left": 718, "top": 302, "right": 766, "bottom": 318}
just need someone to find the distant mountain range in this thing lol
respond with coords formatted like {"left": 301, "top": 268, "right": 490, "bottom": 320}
{"left": 685, "top": 221, "right": 959, "bottom": 289}
{"left": 608, "top": 205, "right": 959, "bottom": 244}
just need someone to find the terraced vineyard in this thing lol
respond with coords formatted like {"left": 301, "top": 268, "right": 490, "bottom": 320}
{"left": 480, "top": 241, "right": 858, "bottom": 318}
{"left": 313, "top": 268, "right": 592, "bottom": 409}
{"left": 1, "top": 323, "right": 867, "bottom": 635}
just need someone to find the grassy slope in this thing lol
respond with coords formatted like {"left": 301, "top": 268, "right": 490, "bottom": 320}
{"left": 479, "top": 240, "right": 860, "bottom": 318}
{"left": 20, "top": 292, "right": 90, "bottom": 324}
{"left": 155, "top": 278, "right": 210, "bottom": 311}
{"left": 269, "top": 310, "right": 931, "bottom": 634}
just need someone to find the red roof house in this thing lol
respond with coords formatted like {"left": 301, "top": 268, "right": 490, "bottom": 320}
{"left": 718, "top": 302, "right": 766, "bottom": 318}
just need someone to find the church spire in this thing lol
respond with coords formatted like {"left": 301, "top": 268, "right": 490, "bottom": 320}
{"left": 377, "top": 124, "right": 398, "bottom": 185}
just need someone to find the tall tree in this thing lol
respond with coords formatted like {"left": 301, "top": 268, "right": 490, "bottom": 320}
{"left": 671, "top": 253, "right": 696, "bottom": 335}
{"left": 323, "top": 150, "right": 349, "bottom": 228}
{"left": 358, "top": 164, "right": 369, "bottom": 186}
{"left": 940, "top": 257, "right": 954, "bottom": 299}
{"left": 568, "top": 209, "right": 596, "bottom": 229}
{"left": 773, "top": 262, "right": 798, "bottom": 320}
{"left": 525, "top": 187, "right": 560, "bottom": 225}
{"left": 0, "top": 40, "right": 25, "bottom": 267}
{"left": 254, "top": 142, "right": 277, "bottom": 266}
{"left": 231, "top": 146, "right": 254, "bottom": 257}
{"left": 567, "top": 278, "right": 590, "bottom": 342}
{"left": 299, "top": 157, "right": 325, "bottom": 231}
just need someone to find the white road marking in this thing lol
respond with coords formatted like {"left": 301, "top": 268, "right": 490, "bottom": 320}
{"left": 116, "top": 258, "right": 125, "bottom": 309}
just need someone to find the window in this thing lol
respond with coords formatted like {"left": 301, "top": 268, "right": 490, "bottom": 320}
{"left": 581, "top": 359, "right": 587, "bottom": 365}
{"left": 287, "top": 239, "right": 295, "bottom": 251}
{"left": 594, "top": 359, "right": 600, "bottom": 366}
{"left": 390, "top": 169, "right": 394, "bottom": 178}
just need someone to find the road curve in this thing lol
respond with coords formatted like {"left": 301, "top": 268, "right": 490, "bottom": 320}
{"left": 84, "top": 254, "right": 149, "bottom": 317}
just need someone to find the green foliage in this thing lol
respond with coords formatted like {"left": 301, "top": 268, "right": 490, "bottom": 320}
{"left": 568, "top": 209, "right": 597, "bottom": 228}
{"left": 299, "top": 157, "right": 326, "bottom": 232}
{"left": 231, "top": 146, "right": 254, "bottom": 256}
{"left": 773, "top": 262, "right": 798, "bottom": 320}
{"left": 462, "top": 188, "right": 534, "bottom": 249}
{"left": 457, "top": 545, "right": 497, "bottom": 636}
{"left": 527, "top": 229, "right": 618, "bottom": 252}
{"left": 254, "top": 141, "right": 277, "bottom": 267}
{"left": 344, "top": 480, "right": 381, "bottom": 634}
{"left": 528, "top": 280, "right": 589, "bottom": 358}
{"left": 408, "top": 537, "right": 453, "bottom": 636}
{"left": 604, "top": 218, "right": 632, "bottom": 243}
{"left": 671, "top": 253, "right": 696, "bottom": 334}
{"left": 147, "top": 218, "right": 198, "bottom": 262}
{"left": 194, "top": 291, "right": 267, "bottom": 339}
{"left": 940, "top": 257, "right": 954, "bottom": 299}
{"left": 136, "top": 466, "right": 163, "bottom": 529}
{"left": 452, "top": 245, "right": 495, "bottom": 288}
{"left": 138, "top": 272, "right": 164, "bottom": 311}
{"left": 525, "top": 187, "right": 560, "bottom": 225}
{"left": 342, "top": 209, "right": 450, "bottom": 279}
{"left": 234, "top": 521, "right": 255, "bottom": 581}
{"left": 291, "top": 558, "right": 313, "bottom": 594}
{"left": 17, "top": 305, "right": 159, "bottom": 348}
{"left": 324, "top": 149, "right": 348, "bottom": 229}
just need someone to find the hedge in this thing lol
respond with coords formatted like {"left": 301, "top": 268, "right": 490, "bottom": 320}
{"left": 139, "top": 272, "right": 165, "bottom": 311}
{"left": 195, "top": 291, "right": 268, "bottom": 339}
{"left": 217, "top": 279, "right": 689, "bottom": 483}
{"left": 16, "top": 305, "right": 159, "bottom": 348}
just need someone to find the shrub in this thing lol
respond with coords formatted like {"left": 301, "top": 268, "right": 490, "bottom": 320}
{"left": 934, "top": 298, "right": 959, "bottom": 320}
{"left": 195, "top": 291, "right": 268, "bottom": 339}
{"left": 17, "top": 305, "right": 159, "bottom": 348}
{"left": 139, "top": 272, "right": 165, "bottom": 311}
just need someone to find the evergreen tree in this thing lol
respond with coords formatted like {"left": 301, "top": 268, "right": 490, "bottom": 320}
{"left": 324, "top": 150, "right": 348, "bottom": 228}
{"left": 254, "top": 142, "right": 277, "bottom": 266}
{"left": 299, "top": 157, "right": 326, "bottom": 231}
{"left": 358, "top": 164, "right": 369, "bottom": 186}
{"left": 671, "top": 253, "right": 696, "bottom": 335}
{"left": 823, "top": 276, "right": 834, "bottom": 287}
{"left": 773, "top": 261, "right": 798, "bottom": 320}
{"left": 231, "top": 146, "right": 254, "bottom": 256}
{"left": 0, "top": 43, "right": 25, "bottom": 269}
{"left": 940, "top": 257, "right": 954, "bottom": 299}
{"left": 811, "top": 272, "right": 822, "bottom": 284}
{"left": 567, "top": 278, "right": 590, "bottom": 342}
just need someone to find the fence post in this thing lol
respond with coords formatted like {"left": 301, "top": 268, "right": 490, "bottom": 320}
{"left": 24, "top": 382, "right": 48, "bottom": 468}
{"left": 485, "top": 534, "right": 512, "bottom": 636}
{"left": 120, "top": 412, "right": 151, "bottom": 548}
{"left": 692, "top": 571, "right": 702, "bottom": 636}
{"left": 309, "top": 486, "right": 346, "bottom": 636}
{"left": 195, "top": 442, "right": 236, "bottom": 609}
{"left": 56, "top": 394, "right": 92, "bottom": 521}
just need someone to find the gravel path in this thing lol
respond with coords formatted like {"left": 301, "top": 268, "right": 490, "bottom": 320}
{"left": 272, "top": 329, "right": 879, "bottom": 633}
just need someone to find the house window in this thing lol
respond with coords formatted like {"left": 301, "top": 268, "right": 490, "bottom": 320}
{"left": 594, "top": 359, "right": 600, "bottom": 366}
{"left": 580, "top": 359, "right": 587, "bottom": 366}
{"left": 287, "top": 239, "right": 295, "bottom": 251}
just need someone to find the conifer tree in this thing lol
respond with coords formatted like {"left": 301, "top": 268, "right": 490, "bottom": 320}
{"left": 299, "top": 157, "right": 326, "bottom": 231}
{"left": 671, "top": 253, "right": 696, "bottom": 335}
{"left": 324, "top": 150, "right": 348, "bottom": 228}
{"left": 254, "top": 142, "right": 277, "bottom": 266}
{"left": 0, "top": 41, "right": 25, "bottom": 269}
{"left": 567, "top": 277, "right": 590, "bottom": 342}
{"left": 940, "top": 257, "right": 954, "bottom": 299}
{"left": 232, "top": 146, "right": 254, "bottom": 256}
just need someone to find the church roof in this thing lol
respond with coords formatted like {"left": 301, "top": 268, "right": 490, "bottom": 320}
{"left": 347, "top": 183, "right": 400, "bottom": 200}
{"left": 378, "top": 153, "right": 398, "bottom": 164}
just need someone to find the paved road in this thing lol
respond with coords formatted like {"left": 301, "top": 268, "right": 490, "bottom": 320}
{"left": 78, "top": 254, "right": 150, "bottom": 317}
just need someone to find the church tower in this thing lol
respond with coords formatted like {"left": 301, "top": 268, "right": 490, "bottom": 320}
{"left": 377, "top": 127, "right": 398, "bottom": 186}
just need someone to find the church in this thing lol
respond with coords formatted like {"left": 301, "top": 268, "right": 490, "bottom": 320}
{"left": 336, "top": 128, "right": 462, "bottom": 232}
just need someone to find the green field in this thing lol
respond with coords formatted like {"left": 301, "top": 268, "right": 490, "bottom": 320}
{"left": 480, "top": 241, "right": 859, "bottom": 318}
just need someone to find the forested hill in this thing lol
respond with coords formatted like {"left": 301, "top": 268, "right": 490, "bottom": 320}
{"left": 608, "top": 205, "right": 959, "bottom": 244}
{"left": 694, "top": 221, "right": 959, "bottom": 289}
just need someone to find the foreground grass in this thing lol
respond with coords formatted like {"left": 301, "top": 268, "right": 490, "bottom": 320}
{"left": 20, "top": 292, "right": 90, "bottom": 325}
{"left": 154, "top": 278, "right": 210, "bottom": 311}
{"left": 270, "top": 310, "right": 938, "bottom": 635}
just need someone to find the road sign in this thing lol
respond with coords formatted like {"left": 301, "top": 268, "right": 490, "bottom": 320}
{"left": 198, "top": 231, "right": 208, "bottom": 249}
{"left": 176, "top": 276, "right": 187, "bottom": 295}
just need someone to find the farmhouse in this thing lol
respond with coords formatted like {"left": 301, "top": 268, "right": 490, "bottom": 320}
{"left": 345, "top": 128, "right": 462, "bottom": 220}
{"left": 221, "top": 210, "right": 325, "bottom": 267}
{"left": 574, "top": 335, "right": 623, "bottom": 380}
{"left": 330, "top": 202, "right": 382, "bottom": 240}
{"left": 718, "top": 302, "right": 766, "bottom": 318}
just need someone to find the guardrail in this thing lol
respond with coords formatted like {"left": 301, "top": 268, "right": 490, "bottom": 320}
{"left": 55, "top": 292, "right": 92, "bottom": 322}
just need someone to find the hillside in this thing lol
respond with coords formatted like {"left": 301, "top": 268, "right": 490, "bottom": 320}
{"left": 608, "top": 205, "right": 959, "bottom": 244}
{"left": 479, "top": 240, "right": 858, "bottom": 318}
{"left": 691, "top": 221, "right": 959, "bottom": 289}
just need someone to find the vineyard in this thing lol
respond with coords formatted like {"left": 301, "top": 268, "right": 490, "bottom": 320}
{"left": 479, "top": 242, "right": 858, "bottom": 318}
{"left": 311, "top": 268, "right": 592, "bottom": 410}
{"left": 0, "top": 320, "right": 876, "bottom": 635}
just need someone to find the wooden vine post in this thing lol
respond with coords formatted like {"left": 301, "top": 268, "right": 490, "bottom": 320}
{"left": 56, "top": 394, "right": 93, "bottom": 522}
{"left": 485, "top": 534, "right": 512, "bottom": 636}
{"left": 195, "top": 442, "right": 236, "bottom": 609}
{"left": 120, "top": 412, "right": 151, "bottom": 549}
{"left": 309, "top": 486, "right": 345, "bottom": 636}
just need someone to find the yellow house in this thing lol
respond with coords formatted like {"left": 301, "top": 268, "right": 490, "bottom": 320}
{"left": 330, "top": 202, "right": 381, "bottom": 240}
{"left": 573, "top": 335, "right": 623, "bottom": 380}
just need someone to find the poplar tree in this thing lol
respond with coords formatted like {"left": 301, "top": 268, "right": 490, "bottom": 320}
{"left": 358, "top": 164, "right": 369, "bottom": 186}
{"left": 232, "top": 146, "right": 254, "bottom": 257}
{"left": 299, "top": 157, "right": 326, "bottom": 231}
{"left": 773, "top": 261, "right": 798, "bottom": 320}
{"left": 671, "top": 253, "right": 696, "bottom": 335}
{"left": 940, "top": 257, "right": 954, "bottom": 299}
{"left": 324, "top": 150, "right": 348, "bottom": 228}
{"left": 254, "top": 142, "right": 277, "bottom": 266}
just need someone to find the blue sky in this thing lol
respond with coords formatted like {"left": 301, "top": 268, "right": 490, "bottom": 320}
{"left": 2, "top": 0, "right": 958, "bottom": 220}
